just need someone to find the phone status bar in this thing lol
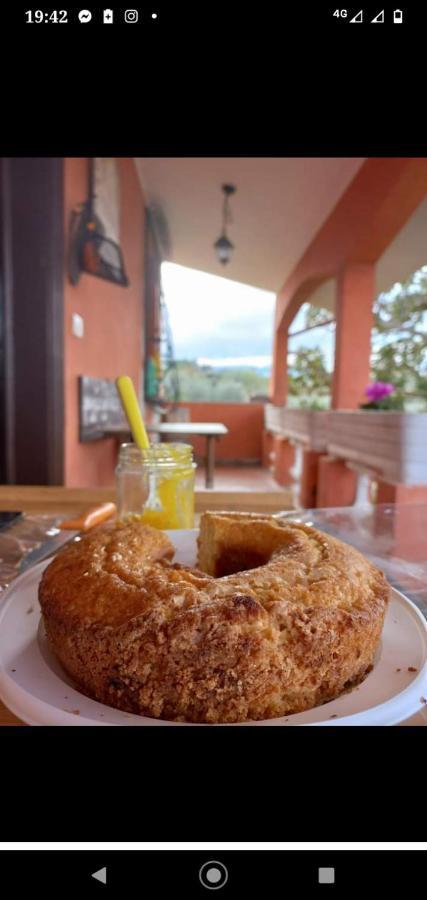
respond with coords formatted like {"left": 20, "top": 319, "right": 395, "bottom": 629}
{"left": 17, "top": 5, "right": 421, "bottom": 31}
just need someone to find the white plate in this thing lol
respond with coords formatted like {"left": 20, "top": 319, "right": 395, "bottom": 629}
{"left": 0, "top": 529, "right": 426, "bottom": 726}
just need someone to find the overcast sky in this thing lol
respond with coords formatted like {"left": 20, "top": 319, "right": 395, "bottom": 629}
{"left": 162, "top": 262, "right": 335, "bottom": 370}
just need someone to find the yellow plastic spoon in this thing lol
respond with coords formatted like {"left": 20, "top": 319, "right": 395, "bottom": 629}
{"left": 116, "top": 376, "right": 161, "bottom": 516}
{"left": 115, "top": 375, "right": 150, "bottom": 450}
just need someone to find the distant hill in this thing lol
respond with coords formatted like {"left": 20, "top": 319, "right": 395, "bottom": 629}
{"left": 164, "top": 360, "right": 270, "bottom": 403}
{"left": 210, "top": 365, "right": 272, "bottom": 377}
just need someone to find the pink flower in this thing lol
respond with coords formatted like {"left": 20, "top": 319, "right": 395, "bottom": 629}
{"left": 365, "top": 382, "right": 395, "bottom": 402}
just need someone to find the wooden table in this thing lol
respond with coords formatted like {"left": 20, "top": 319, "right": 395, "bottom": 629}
{"left": 0, "top": 485, "right": 294, "bottom": 725}
{"left": 0, "top": 485, "right": 292, "bottom": 517}
{"left": 146, "top": 422, "right": 228, "bottom": 489}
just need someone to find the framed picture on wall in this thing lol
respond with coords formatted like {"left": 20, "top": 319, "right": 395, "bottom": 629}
{"left": 68, "top": 157, "right": 129, "bottom": 287}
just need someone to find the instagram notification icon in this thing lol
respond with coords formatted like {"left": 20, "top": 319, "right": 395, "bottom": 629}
{"left": 125, "top": 9, "right": 138, "bottom": 22}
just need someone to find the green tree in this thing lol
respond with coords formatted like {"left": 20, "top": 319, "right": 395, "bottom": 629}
{"left": 372, "top": 267, "right": 427, "bottom": 402}
{"left": 220, "top": 367, "right": 269, "bottom": 397}
{"left": 285, "top": 304, "right": 334, "bottom": 407}
{"left": 288, "top": 346, "right": 331, "bottom": 407}
{"left": 212, "top": 381, "right": 248, "bottom": 402}
{"left": 304, "top": 304, "right": 333, "bottom": 329}
{"left": 163, "top": 360, "right": 261, "bottom": 403}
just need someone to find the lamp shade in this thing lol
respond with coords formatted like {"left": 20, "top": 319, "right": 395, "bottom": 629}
{"left": 214, "top": 233, "right": 234, "bottom": 264}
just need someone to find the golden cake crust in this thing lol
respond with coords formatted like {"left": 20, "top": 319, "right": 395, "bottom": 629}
{"left": 38, "top": 513, "right": 390, "bottom": 723}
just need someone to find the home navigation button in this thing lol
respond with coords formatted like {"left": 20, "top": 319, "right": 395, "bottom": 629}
{"left": 199, "top": 861, "right": 229, "bottom": 890}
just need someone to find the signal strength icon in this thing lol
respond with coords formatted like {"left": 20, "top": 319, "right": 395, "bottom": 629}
{"left": 371, "top": 9, "right": 384, "bottom": 22}
{"left": 350, "top": 10, "right": 363, "bottom": 22}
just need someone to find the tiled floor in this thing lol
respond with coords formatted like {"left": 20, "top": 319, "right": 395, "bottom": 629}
{"left": 195, "top": 464, "right": 285, "bottom": 492}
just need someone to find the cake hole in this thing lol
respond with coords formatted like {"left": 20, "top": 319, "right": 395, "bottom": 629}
{"left": 215, "top": 548, "right": 270, "bottom": 577}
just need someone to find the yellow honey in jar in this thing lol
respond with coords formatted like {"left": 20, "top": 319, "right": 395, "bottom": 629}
{"left": 115, "top": 443, "right": 196, "bottom": 530}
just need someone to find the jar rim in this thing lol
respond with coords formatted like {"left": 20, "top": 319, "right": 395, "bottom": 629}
{"left": 118, "top": 442, "right": 195, "bottom": 467}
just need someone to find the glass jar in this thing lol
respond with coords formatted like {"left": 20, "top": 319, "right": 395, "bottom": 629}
{"left": 115, "top": 442, "right": 196, "bottom": 530}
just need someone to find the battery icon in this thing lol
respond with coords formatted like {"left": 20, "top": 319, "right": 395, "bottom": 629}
{"left": 103, "top": 8, "right": 113, "bottom": 23}
{"left": 393, "top": 9, "right": 403, "bottom": 22}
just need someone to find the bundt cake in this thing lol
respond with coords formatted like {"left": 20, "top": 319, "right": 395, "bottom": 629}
{"left": 38, "top": 512, "right": 389, "bottom": 723}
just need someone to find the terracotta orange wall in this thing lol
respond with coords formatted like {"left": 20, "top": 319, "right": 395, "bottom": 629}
{"left": 64, "top": 158, "right": 145, "bottom": 487}
{"left": 176, "top": 402, "right": 264, "bottom": 462}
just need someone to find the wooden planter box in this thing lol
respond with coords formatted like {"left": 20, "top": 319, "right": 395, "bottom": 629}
{"left": 326, "top": 411, "right": 427, "bottom": 484}
{"left": 264, "top": 405, "right": 329, "bottom": 452}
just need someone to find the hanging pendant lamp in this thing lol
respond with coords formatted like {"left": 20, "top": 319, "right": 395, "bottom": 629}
{"left": 214, "top": 183, "right": 236, "bottom": 265}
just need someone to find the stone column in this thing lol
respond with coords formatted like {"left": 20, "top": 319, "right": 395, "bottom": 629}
{"left": 272, "top": 436, "right": 295, "bottom": 487}
{"left": 262, "top": 430, "right": 274, "bottom": 470}
{"left": 299, "top": 449, "right": 324, "bottom": 509}
{"left": 271, "top": 326, "right": 288, "bottom": 406}
{"left": 271, "top": 304, "right": 297, "bottom": 406}
{"left": 316, "top": 457, "right": 357, "bottom": 508}
{"left": 332, "top": 264, "right": 375, "bottom": 409}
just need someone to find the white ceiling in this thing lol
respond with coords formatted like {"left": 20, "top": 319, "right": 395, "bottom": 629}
{"left": 135, "top": 157, "right": 365, "bottom": 294}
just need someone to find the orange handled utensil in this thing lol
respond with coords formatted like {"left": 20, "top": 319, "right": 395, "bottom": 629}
{"left": 59, "top": 502, "right": 117, "bottom": 532}
{"left": 19, "top": 503, "right": 117, "bottom": 573}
